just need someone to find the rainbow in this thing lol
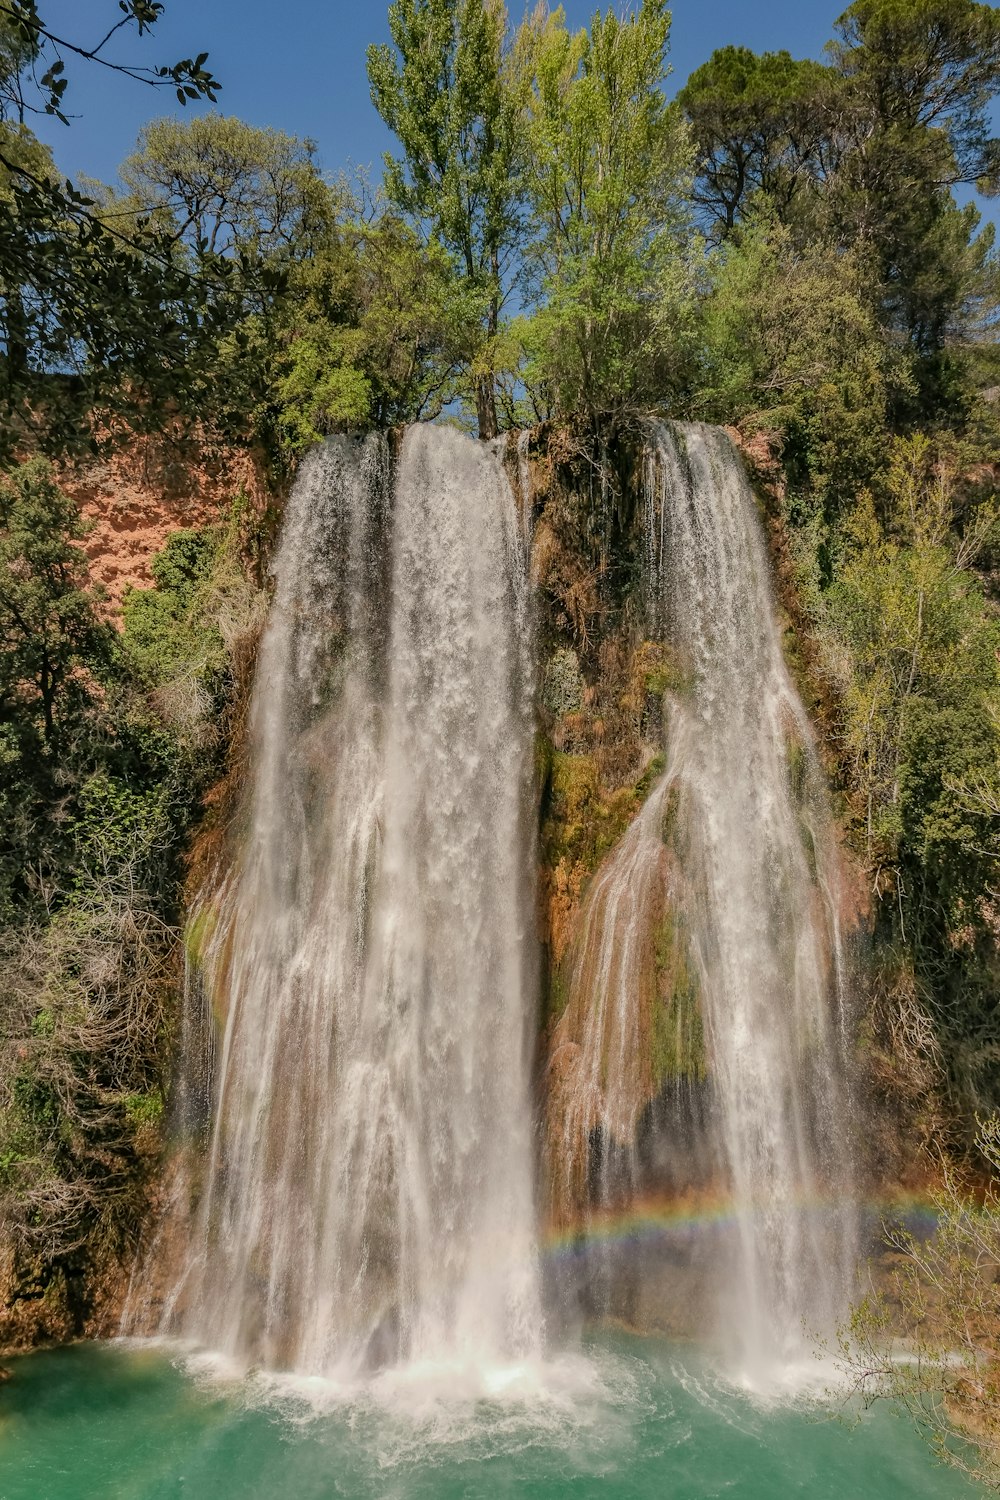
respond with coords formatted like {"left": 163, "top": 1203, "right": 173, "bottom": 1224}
{"left": 541, "top": 1189, "right": 941, "bottom": 1262}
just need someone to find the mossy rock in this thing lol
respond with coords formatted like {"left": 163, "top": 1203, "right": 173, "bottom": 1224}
{"left": 652, "top": 908, "right": 707, "bottom": 1086}
{"left": 184, "top": 902, "right": 219, "bottom": 970}
{"left": 786, "top": 734, "right": 808, "bottom": 806}
{"left": 660, "top": 782, "right": 681, "bottom": 848}
{"left": 542, "top": 648, "right": 585, "bottom": 717}
{"left": 541, "top": 752, "right": 648, "bottom": 878}
{"left": 545, "top": 964, "right": 570, "bottom": 1026}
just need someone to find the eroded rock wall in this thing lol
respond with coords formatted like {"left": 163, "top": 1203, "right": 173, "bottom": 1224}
{"left": 59, "top": 428, "right": 270, "bottom": 616}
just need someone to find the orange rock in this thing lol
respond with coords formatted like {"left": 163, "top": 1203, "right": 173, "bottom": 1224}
{"left": 57, "top": 427, "right": 270, "bottom": 621}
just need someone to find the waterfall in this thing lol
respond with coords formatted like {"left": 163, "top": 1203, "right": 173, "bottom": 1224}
{"left": 549, "top": 422, "right": 857, "bottom": 1382}
{"left": 168, "top": 426, "right": 542, "bottom": 1379}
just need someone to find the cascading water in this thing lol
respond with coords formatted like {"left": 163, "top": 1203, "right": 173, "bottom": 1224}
{"left": 549, "top": 422, "right": 857, "bottom": 1384}
{"left": 546, "top": 784, "right": 672, "bottom": 1218}
{"left": 654, "top": 422, "right": 857, "bottom": 1380}
{"left": 166, "top": 425, "right": 542, "bottom": 1380}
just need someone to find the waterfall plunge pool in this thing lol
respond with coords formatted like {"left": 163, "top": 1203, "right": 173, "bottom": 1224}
{"left": 0, "top": 1333, "right": 985, "bottom": 1499}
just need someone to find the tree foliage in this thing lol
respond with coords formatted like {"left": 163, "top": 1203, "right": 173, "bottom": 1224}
{"left": 842, "top": 1116, "right": 1000, "bottom": 1491}
{"left": 699, "top": 215, "right": 891, "bottom": 499}
{"left": 368, "top": 0, "right": 535, "bottom": 436}
{"left": 681, "top": 0, "right": 1000, "bottom": 396}
{"left": 0, "top": 476, "right": 264, "bottom": 1313}
{"left": 819, "top": 436, "right": 1000, "bottom": 1099}
{"left": 679, "top": 46, "right": 833, "bottom": 235}
{"left": 0, "top": 460, "right": 112, "bottom": 744}
{"left": 830, "top": 0, "right": 1000, "bottom": 192}
{"left": 117, "top": 115, "right": 331, "bottom": 259}
{"left": 111, "top": 114, "right": 475, "bottom": 453}
{"left": 521, "top": 0, "right": 695, "bottom": 421}
{"left": 0, "top": 5, "right": 224, "bottom": 455}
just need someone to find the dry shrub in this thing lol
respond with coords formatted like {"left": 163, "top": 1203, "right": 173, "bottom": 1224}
{"left": 0, "top": 878, "right": 179, "bottom": 1339}
{"left": 844, "top": 1118, "right": 1000, "bottom": 1491}
{"left": 863, "top": 957, "right": 954, "bottom": 1177}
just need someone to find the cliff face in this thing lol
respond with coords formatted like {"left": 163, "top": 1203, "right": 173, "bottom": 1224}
{"left": 59, "top": 430, "right": 270, "bottom": 616}
{"left": 514, "top": 431, "right": 674, "bottom": 1213}
{"left": 0, "top": 420, "right": 924, "bottom": 1356}
{"left": 0, "top": 428, "right": 273, "bottom": 1359}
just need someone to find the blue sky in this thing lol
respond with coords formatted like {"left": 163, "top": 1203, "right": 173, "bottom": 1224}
{"left": 32, "top": 1, "right": 843, "bottom": 186}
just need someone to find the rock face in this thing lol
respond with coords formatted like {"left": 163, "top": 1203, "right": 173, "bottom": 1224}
{"left": 523, "top": 428, "right": 689, "bottom": 1214}
{"left": 59, "top": 429, "right": 270, "bottom": 616}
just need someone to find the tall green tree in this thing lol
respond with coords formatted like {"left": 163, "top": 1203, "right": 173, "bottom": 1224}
{"left": 367, "top": 0, "right": 534, "bottom": 437}
{"left": 830, "top": 0, "right": 1000, "bottom": 192}
{"left": 0, "top": 459, "right": 111, "bottom": 748}
{"left": 0, "top": 460, "right": 115, "bottom": 909}
{"left": 117, "top": 115, "right": 333, "bottom": 260}
{"left": 522, "top": 0, "right": 694, "bottom": 421}
{"left": 822, "top": 434, "right": 1000, "bottom": 1094}
{"left": 112, "top": 114, "right": 474, "bottom": 451}
{"left": 698, "top": 214, "right": 890, "bottom": 504}
{"left": 682, "top": 1, "right": 1000, "bottom": 412}
{"left": 268, "top": 209, "right": 476, "bottom": 447}
{"left": 824, "top": 0, "right": 1000, "bottom": 370}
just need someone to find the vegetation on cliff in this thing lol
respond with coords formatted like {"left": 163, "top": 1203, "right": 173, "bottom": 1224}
{"left": 842, "top": 1116, "right": 1000, "bottom": 1490}
{"left": 0, "top": 457, "right": 263, "bottom": 1340}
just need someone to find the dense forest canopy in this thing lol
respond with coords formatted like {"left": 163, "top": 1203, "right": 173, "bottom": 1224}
{"left": 2, "top": 0, "right": 1000, "bottom": 1479}
{"left": 3, "top": 0, "right": 1000, "bottom": 443}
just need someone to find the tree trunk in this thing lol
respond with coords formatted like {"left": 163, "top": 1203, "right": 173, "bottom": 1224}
{"left": 4, "top": 287, "right": 29, "bottom": 396}
{"left": 475, "top": 375, "right": 497, "bottom": 441}
{"left": 474, "top": 272, "right": 500, "bottom": 440}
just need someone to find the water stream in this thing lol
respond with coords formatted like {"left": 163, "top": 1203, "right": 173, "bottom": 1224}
{"left": 548, "top": 423, "right": 858, "bottom": 1385}
{"left": 654, "top": 422, "right": 858, "bottom": 1376}
{"left": 161, "top": 426, "right": 541, "bottom": 1380}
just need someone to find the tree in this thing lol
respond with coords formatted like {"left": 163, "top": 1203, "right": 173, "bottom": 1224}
{"left": 830, "top": 0, "right": 1000, "bottom": 193}
{"left": 0, "top": 5, "right": 221, "bottom": 456}
{"left": 367, "top": 0, "right": 534, "bottom": 438}
{"left": 116, "top": 115, "right": 333, "bottom": 261}
{"left": 681, "top": 2, "right": 1000, "bottom": 409}
{"left": 823, "top": 1, "right": 1000, "bottom": 364}
{"left": 821, "top": 436, "right": 1000, "bottom": 1097}
{"left": 106, "top": 113, "right": 336, "bottom": 449}
{"left": 678, "top": 46, "right": 834, "bottom": 236}
{"left": 0, "top": 461, "right": 115, "bottom": 909}
{"left": 0, "top": 459, "right": 112, "bottom": 747}
{"left": 697, "top": 214, "right": 891, "bottom": 502}
{"left": 269, "top": 209, "right": 477, "bottom": 447}
{"left": 521, "top": 0, "right": 695, "bottom": 421}
{"left": 112, "top": 113, "right": 475, "bottom": 452}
